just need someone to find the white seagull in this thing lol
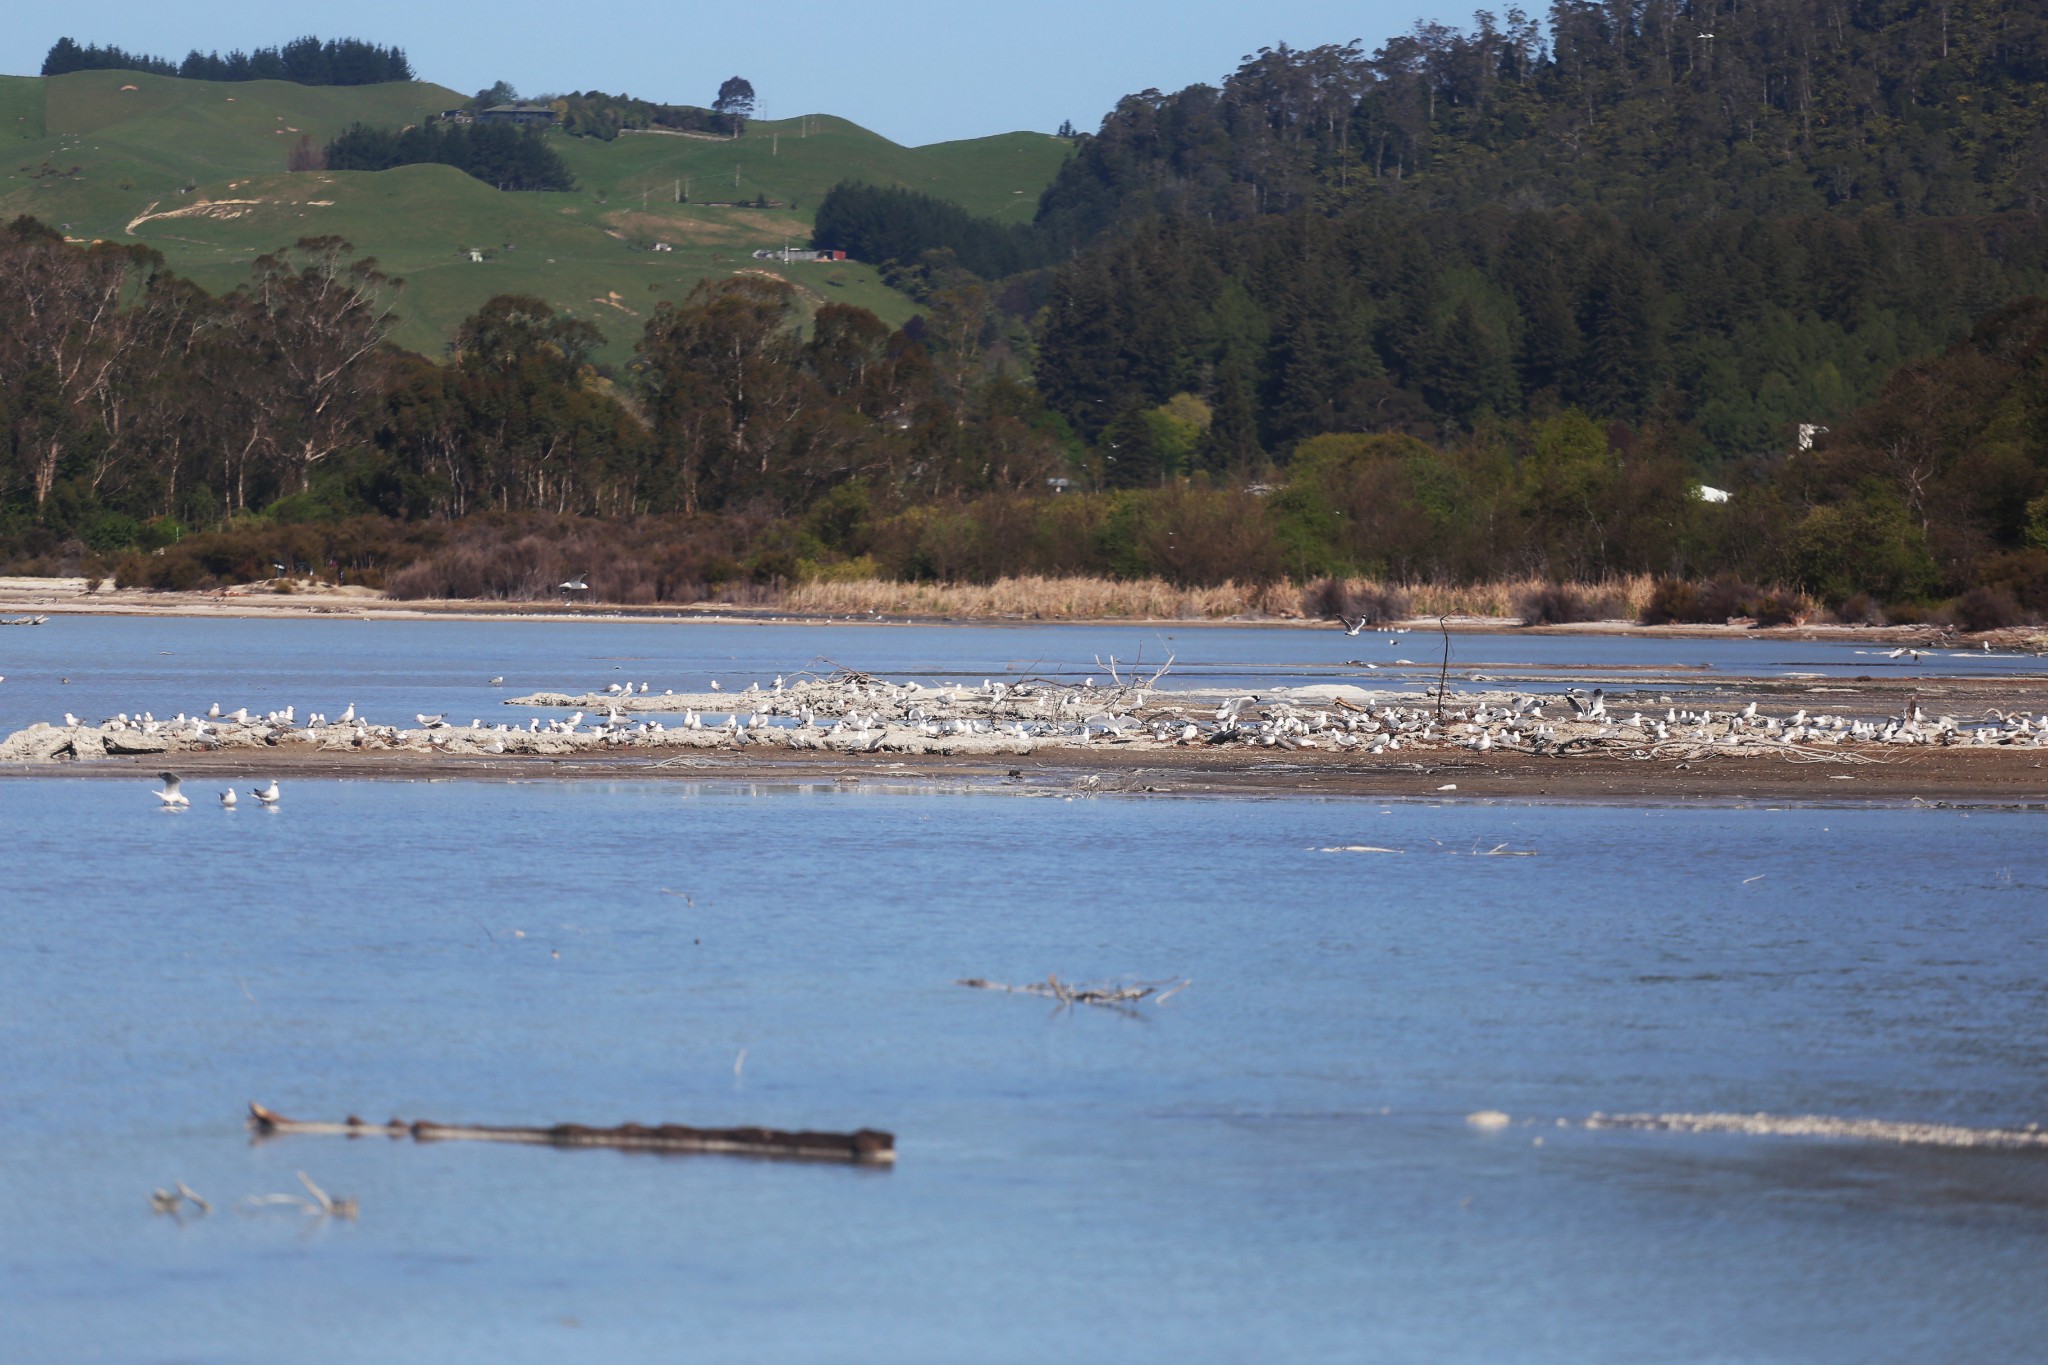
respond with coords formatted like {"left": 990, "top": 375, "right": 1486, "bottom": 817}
{"left": 253, "top": 780, "right": 281, "bottom": 806}
{"left": 154, "top": 772, "right": 190, "bottom": 808}
{"left": 220, "top": 787, "right": 238, "bottom": 809}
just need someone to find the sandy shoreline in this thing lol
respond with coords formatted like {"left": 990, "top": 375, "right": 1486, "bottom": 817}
{"left": 4, "top": 575, "right": 2042, "bottom": 643}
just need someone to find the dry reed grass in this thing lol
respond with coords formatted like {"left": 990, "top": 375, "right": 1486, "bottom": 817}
{"left": 778, "top": 574, "right": 1660, "bottom": 622}
{"left": 782, "top": 575, "right": 1304, "bottom": 619}
{"left": 1402, "top": 574, "right": 1657, "bottom": 620}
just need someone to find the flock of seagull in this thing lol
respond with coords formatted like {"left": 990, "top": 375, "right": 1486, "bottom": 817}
{"left": 502, "top": 671, "right": 2048, "bottom": 755}
{"left": 15, "top": 662, "right": 2047, "bottom": 793}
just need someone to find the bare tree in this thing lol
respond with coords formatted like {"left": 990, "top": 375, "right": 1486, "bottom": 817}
{"left": 0, "top": 222, "right": 160, "bottom": 505}
{"left": 232, "top": 237, "right": 400, "bottom": 495}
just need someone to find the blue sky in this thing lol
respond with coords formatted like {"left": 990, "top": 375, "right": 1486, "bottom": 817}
{"left": 6, "top": 0, "right": 1443, "bottom": 146}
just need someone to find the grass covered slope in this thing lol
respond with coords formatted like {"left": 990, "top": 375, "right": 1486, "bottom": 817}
{"left": 549, "top": 114, "right": 1065, "bottom": 225}
{"left": 0, "top": 70, "right": 1070, "bottom": 357}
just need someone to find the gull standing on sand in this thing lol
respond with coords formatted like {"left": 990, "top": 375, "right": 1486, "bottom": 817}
{"left": 253, "top": 780, "right": 281, "bottom": 806}
{"left": 154, "top": 772, "right": 190, "bottom": 808}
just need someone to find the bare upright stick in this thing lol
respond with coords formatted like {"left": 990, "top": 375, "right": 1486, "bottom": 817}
{"left": 1436, "top": 615, "right": 1451, "bottom": 722}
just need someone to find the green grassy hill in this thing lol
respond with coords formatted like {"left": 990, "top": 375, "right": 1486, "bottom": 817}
{"left": 0, "top": 70, "right": 1071, "bottom": 359}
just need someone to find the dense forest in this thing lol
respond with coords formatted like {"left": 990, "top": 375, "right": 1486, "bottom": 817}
{"left": 323, "top": 122, "right": 575, "bottom": 192}
{"left": 1034, "top": 0, "right": 2048, "bottom": 236}
{"left": 9, "top": 3, "right": 2048, "bottom": 622}
{"left": 1034, "top": 208, "right": 2048, "bottom": 461}
{"left": 811, "top": 184, "right": 1057, "bottom": 280}
{"left": 811, "top": 2, "right": 2048, "bottom": 452}
{"left": 41, "top": 36, "right": 413, "bottom": 86}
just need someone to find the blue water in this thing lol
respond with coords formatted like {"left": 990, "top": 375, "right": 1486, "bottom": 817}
{"left": 3, "top": 776, "right": 2044, "bottom": 1362}
{"left": 1, "top": 616, "right": 2043, "bottom": 739}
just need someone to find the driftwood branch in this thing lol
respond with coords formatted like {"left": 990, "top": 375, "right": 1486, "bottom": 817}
{"left": 247, "top": 1101, "right": 894, "bottom": 1164}
{"left": 957, "top": 974, "right": 1190, "bottom": 1008}
{"left": 149, "top": 1182, "right": 211, "bottom": 1216}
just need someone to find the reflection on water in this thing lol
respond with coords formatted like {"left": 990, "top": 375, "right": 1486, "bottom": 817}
{"left": 2, "top": 780, "right": 2044, "bottom": 1361}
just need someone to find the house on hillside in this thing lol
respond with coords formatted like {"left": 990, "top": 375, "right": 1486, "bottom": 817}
{"left": 751, "top": 247, "right": 848, "bottom": 263}
{"left": 479, "top": 103, "right": 560, "bottom": 127}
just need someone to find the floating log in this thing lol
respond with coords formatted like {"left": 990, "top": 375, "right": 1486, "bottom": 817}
{"left": 247, "top": 1102, "right": 894, "bottom": 1164}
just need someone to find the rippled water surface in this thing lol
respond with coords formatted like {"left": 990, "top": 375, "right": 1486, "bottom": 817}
{"left": 4, "top": 773, "right": 2045, "bottom": 1362}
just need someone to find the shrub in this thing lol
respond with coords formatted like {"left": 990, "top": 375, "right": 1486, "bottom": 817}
{"left": 1834, "top": 592, "right": 1884, "bottom": 625}
{"left": 1348, "top": 582, "right": 1410, "bottom": 625}
{"left": 1303, "top": 576, "right": 1354, "bottom": 620}
{"left": 1750, "top": 590, "right": 1811, "bottom": 627}
{"left": 1696, "top": 576, "right": 1761, "bottom": 622}
{"left": 1639, "top": 576, "right": 1806, "bottom": 625}
{"left": 1515, "top": 582, "right": 1599, "bottom": 625}
{"left": 1949, "top": 585, "right": 2027, "bottom": 632}
{"left": 1302, "top": 577, "right": 1408, "bottom": 625}
{"left": 1972, "top": 549, "right": 2048, "bottom": 615}
{"left": 1640, "top": 578, "right": 1703, "bottom": 625}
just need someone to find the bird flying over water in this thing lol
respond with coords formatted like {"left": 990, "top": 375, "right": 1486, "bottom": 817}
{"left": 154, "top": 772, "right": 189, "bottom": 808}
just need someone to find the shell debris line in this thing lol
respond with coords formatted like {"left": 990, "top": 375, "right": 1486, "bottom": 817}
{"left": 5, "top": 664, "right": 2048, "bottom": 766}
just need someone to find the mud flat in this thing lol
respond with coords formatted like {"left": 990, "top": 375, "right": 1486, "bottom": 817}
{"left": 5, "top": 669, "right": 2045, "bottom": 803}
